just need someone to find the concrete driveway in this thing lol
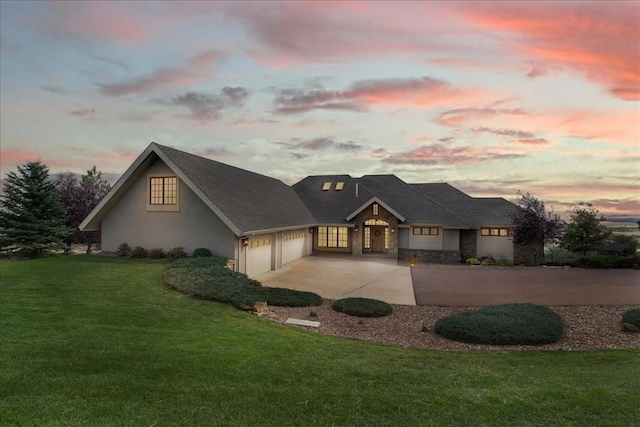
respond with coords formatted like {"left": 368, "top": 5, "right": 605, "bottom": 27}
{"left": 411, "top": 264, "right": 640, "bottom": 306}
{"left": 255, "top": 254, "right": 416, "bottom": 305}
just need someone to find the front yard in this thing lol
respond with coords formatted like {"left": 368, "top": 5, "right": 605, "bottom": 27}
{"left": 1, "top": 256, "right": 638, "bottom": 426}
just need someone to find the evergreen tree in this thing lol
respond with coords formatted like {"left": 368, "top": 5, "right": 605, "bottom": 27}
{"left": 562, "top": 203, "right": 612, "bottom": 255}
{"left": 0, "top": 161, "right": 70, "bottom": 257}
{"left": 56, "top": 166, "right": 111, "bottom": 253}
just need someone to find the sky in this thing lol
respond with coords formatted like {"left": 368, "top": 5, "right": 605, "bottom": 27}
{"left": 1, "top": 1, "right": 638, "bottom": 217}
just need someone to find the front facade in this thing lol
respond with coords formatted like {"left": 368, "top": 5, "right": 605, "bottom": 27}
{"left": 81, "top": 143, "right": 521, "bottom": 278}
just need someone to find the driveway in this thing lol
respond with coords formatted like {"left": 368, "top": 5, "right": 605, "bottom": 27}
{"left": 411, "top": 265, "right": 640, "bottom": 306}
{"left": 255, "top": 254, "right": 416, "bottom": 305}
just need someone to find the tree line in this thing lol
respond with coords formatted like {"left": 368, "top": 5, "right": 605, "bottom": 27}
{"left": 510, "top": 192, "right": 637, "bottom": 261}
{"left": 0, "top": 161, "right": 110, "bottom": 257}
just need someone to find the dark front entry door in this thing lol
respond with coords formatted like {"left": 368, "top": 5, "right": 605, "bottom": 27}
{"left": 371, "top": 226, "right": 385, "bottom": 252}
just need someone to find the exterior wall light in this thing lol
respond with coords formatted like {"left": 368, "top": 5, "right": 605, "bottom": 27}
{"left": 242, "top": 238, "right": 249, "bottom": 247}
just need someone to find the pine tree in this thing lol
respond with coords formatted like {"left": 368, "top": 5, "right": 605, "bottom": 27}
{"left": 0, "top": 161, "right": 70, "bottom": 257}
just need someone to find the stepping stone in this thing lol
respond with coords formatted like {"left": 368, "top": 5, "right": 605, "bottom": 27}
{"left": 285, "top": 318, "right": 321, "bottom": 328}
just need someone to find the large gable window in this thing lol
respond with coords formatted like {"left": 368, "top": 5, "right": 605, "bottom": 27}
{"left": 317, "top": 226, "right": 348, "bottom": 248}
{"left": 147, "top": 175, "right": 179, "bottom": 212}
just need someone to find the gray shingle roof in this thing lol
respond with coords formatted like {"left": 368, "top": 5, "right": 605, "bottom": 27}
{"left": 412, "top": 184, "right": 516, "bottom": 227}
{"left": 293, "top": 175, "right": 516, "bottom": 228}
{"left": 156, "top": 144, "right": 317, "bottom": 234}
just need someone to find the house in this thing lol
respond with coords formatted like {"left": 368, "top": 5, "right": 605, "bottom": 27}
{"left": 81, "top": 143, "right": 524, "bottom": 277}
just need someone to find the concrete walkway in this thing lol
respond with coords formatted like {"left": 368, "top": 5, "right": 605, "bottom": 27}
{"left": 255, "top": 254, "right": 416, "bottom": 305}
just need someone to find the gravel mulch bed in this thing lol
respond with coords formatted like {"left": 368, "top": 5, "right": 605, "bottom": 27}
{"left": 268, "top": 301, "right": 640, "bottom": 351}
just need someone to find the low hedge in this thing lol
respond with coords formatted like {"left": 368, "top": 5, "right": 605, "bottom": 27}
{"left": 164, "top": 257, "right": 321, "bottom": 309}
{"left": 332, "top": 297, "right": 393, "bottom": 317}
{"left": 622, "top": 308, "right": 640, "bottom": 333}
{"left": 434, "top": 303, "right": 563, "bottom": 345}
{"left": 571, "top": 255, "right": 640, "bottom": 269}
{"left": 192, "top": 248, "right": 213, "bottom": 258}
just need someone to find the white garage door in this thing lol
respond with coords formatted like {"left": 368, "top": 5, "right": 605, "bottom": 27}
{"left": 282, "top": 232, "right": 306, "bottom": 265}
{"left": 246, "top": 238, "right": 272, "bottom": 278}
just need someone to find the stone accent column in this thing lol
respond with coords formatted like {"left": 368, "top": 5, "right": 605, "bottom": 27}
{"left": 460, "top": 229, "right": 477, "bottom": 261}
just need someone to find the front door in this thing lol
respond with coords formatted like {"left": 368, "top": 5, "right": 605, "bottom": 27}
{"left": 371, "top": 226, "right": 385, "bottom": 252}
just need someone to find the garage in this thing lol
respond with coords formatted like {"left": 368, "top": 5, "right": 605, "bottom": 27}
{"left": 282, "top": 231, "right": 307, "bottom": 265}
{"left": 246, "top": 237, "right": 272, "bottom": 278}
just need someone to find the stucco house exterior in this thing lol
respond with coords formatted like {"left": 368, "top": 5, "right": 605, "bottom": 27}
{"left": 81, "top": 143, "right": 521, "bottom": 277}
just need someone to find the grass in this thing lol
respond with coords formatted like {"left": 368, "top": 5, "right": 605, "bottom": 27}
{"left": 1, "top": 255, "right": 639, "bottom": 426}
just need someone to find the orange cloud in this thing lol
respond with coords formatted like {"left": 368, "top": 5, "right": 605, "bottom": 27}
{"left": 0, "top": 148, "right": 61, "bottom": 171}
{"left": 456, "top": 2, "right": 640, "bottom": 100}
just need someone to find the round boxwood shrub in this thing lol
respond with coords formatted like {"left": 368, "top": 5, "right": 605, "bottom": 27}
{"left": 263, "top": 287, "right": 322, "bottom": 307}
{"left": 332, "top": 297, "right": 393, "bottom": 317}
{"left": 129, "top": 246, "right": 149, "bottom": 258}
{"left": 166, "top": 246, "right": 187, "bottom": 259}
{"left": 193, "top": 247, "right": 212, "bottom": 258}
{"left": 622, "top": 308, "right": 640, "bottom": 333}
{"left": 435, "top": 303, "right": 563, "bottom": 345}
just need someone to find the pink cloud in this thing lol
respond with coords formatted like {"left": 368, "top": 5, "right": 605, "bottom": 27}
{"left": 0, "top": 148, "right": 62, "bottom": 171}
{"left": 436, "top": 105, "right": 530, "bottom": 127}
{"left": 456, "top": 2, "right": 640, "bottom": 100}
{"left": 376, "top": 144, "right": 524, "bottom": 166}
{"left": 35, "top": 2, "right": 157, "bottom": 44}
{"left": 274, "top": 77, "right": 482, "bottom": 113}
{"left": 98, "top": 50, "right": 225, "bottom": 96}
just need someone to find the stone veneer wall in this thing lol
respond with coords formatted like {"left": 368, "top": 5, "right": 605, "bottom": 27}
{"left": 398, "top": 248, "right": 461, "bottom": 264}
{"left": 353, "top": 203, "right": 399, "bottom": 257}
{"left": 459, "top": 229, "right": 477, "bottom": 261}
{"left": 513, "top": 241, "right": 544, "bottom": 266}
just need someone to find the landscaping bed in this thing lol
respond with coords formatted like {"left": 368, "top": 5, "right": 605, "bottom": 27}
{"left": 268, "top": 302, "right": 640, "bottom": 351}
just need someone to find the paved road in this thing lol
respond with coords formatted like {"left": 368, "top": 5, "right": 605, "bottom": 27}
{"left": 411, "top": 265, "right": 640, "bottom": 306}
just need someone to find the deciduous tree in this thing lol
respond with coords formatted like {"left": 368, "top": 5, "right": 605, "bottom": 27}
{"left": 562, "top": 203, "right": 612, "bottom": 255}
{"left": 509, "top": 192, "right": 565, "bottom": 265}
{"left": 56, "top": 166, "right": 111, "bottom": 253}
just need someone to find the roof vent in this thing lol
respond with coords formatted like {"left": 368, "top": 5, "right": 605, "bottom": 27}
{"left": 335, "top": 182, "right": 344, "bottom": 191}
{"left": 322, "top": 182, "right": 332, "bottom": 191}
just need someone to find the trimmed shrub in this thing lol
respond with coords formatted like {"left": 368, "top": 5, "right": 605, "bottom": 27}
{"left": 622, "top": 308, "right": 640, "bottom": 333}
{"left": 435, "top": 303, "right": 563, "bottom": 345}
{"left": 116, "top": 242, "right": 131, "bottom": 257}
{"left": 466, "top": 258, "right": 480, "bottom": 265}
{"left": 572, "top": 255, "right": 640, "bottom": 269}
{"left": 129, "top": 246, "right": 149, "bottom": 258}
{"left": 166, "top": 246, "right": 187, "bottom": 259}
{"left": 193, "top": 247, "right": 212, "bottom": 258}
{"left": 332, "top": 297, "right": 393, "bottom": 317}
{"left": 163, "top": 257, "right": 321, "bottom": 309}
{"left": 264, "top": 287, "right": 322, "bottom": 307}
{"left": 498, "top": 258, "right": 513, "bottom": 267}
{"left": 480, "top": 256, "right": 496, "bottom": 266}
{"left": 148, "top": 248, "right": 166, "bottom": 259}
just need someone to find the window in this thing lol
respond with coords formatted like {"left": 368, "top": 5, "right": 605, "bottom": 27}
{"left": 481, "top": 228, "right": 509, "bottom": 237}
{"left": 322, "top": 182, "right": 332, "bottom": 191}
{"left": 372, "top": 203, "right": 379, "bottom": 215}
{"left": 317, "top": 226, "right": 348, "bottom": 248}
{"left": 335, "top": 182, "right": 344, "bottom": 191}
{"left": 365, "top": 219, "right": 388, "bottom": 226}
{"left": 364, "top": 227, "right": 371, "bottom": 249}
{"left": 150, "top": 177, "right": 177, "bottom": 205}
{"left": 413, "top": 227, "right": 439, "bottom": 235}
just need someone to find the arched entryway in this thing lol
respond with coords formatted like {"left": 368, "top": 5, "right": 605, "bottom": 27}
{"left": 363, "top": 219, "right": 389, "bottom": 253}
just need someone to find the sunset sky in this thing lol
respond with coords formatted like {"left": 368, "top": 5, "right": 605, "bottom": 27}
{"left": 1, "top": 1, "right": 638, "bottom": 217}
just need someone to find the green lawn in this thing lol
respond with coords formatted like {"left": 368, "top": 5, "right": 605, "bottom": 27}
{"left": 1, "top": 256, "right": 638, "bottom": 426}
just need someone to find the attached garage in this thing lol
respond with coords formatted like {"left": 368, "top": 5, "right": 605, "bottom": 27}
{"left": 246, "top": 237, "right": 272, "bottom": 278}
{"left": 282, "top": 230, "right": 307, "bottom": 265}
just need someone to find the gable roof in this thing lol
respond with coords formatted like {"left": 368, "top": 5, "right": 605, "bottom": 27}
{"left": 293, "top": 175, "right": 515, "bottom": 228}
{"left": 80, "top": 143, "right": 317, "bottom": 236}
